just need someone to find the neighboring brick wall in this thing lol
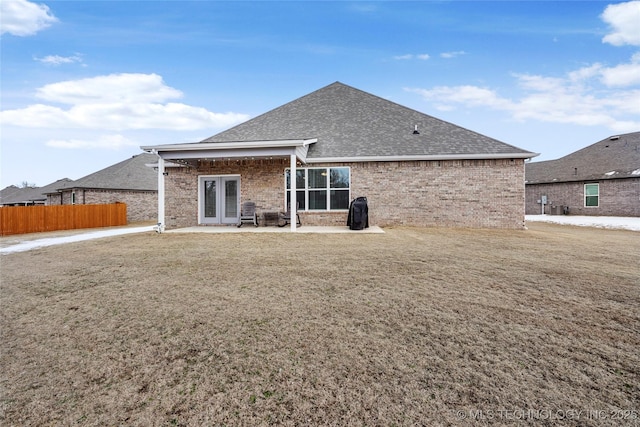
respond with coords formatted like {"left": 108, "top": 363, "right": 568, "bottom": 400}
{"left": 46, "top": 192, "right": 73, "bottom": 206}
{"left": 46, "top": 193, "right": 64, "bottom": 206}
{"left": 164, "top": 158, "right": 526, "bottom": 229}
{"left": 48, "top": 189, "right": 157, "bottom": 223}
{"left": 526, "top": 178, "right": 640, "bottom": 216}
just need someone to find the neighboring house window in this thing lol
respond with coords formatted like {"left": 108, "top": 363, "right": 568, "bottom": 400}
{"left": 71, "top": 191, "right": 76, "bottom": 205}
{"left": 285, "top": 167, "right": 350, "bottom": 211}
{"left": 584, "top": 183, "right": 599, "bottom": 207}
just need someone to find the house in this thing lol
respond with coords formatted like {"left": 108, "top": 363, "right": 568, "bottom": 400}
{"left": 45, "top": 153, "right": 158, "bottom": 223}
{"left": 0, "top": 179, "right": 73, "bottom": 206}
{"left": 525, "top": 131, "right": 640, "bottom": 217}
{"left": 0, "top": 185, "right": 30, "bottom": 206}
{"left": 141, "top": 82, "right": 537, "bottom": 231}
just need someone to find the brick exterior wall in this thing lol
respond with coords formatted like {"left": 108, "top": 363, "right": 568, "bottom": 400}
{"left": 47, "top": 189, "right": 157, "bottom": 223}
{"left": 351, "top": 159, "right": 525, "bottom": 228}
{"left": 525, "top": 178, "right": 640, "bottom": 217}
{"left": 163, "top": 158, "right": 526, "bottom": 229}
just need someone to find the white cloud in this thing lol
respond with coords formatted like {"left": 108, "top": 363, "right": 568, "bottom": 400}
{"left": 601, "top": 1, "right": 640, "bottom": 46}
{"left": 568, "top": 63, "right": 603, "bottom": 83}
{"left": 36, "top": 73, "right": 183, "bottom": 105}
{"left": 349, "top": 3, "right": 378, "bottom": 13}
{"left": 46, "top": 134, "right": 139, "bottom": 150}
{"left": 34, "top": 54, "right": 85, "bottom": 66}
{"left": 0, "top": 0, "right": 58, "bottom": 36}
{"left": 393, "top": 53, "right": 430, "bottom": 61}
{"left": 0, "top": 73, "right": 250, "bottom": 131}
{"left": 405, "top": 53, "right": 640, "bottom": 133}
{"left": 600, "top": 53, "right": 640, "bottom": 86}
{"left": 409, "top": 85, "right": 513, "bottom": 110}
{"left": 440, "top": 51, "right": 466, "bottom": 59}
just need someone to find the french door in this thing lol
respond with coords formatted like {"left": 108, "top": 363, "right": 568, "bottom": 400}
{"left": 199, "top": 176, "right": 240, "bottom": 224}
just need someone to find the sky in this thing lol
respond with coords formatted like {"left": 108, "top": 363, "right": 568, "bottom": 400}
{"left": 1, "top": 0, "right": 639, "bottom": 188}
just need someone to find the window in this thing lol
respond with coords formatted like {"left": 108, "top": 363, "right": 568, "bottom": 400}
{"left": 584, "top": 183, "right": 599, "bottom": 207}
{"left": 286, "top": 167, "right": 350, "bottom": 211}
{"left": 71, "top": 191, "right": 76, "bottom": 205}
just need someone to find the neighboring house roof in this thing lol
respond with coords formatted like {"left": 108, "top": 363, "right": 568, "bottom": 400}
{"left": 50, "top": 153, "right": 158, "bottom": 193}
{"left": 0, "top": 179, "right": 73, "bottom": 205}
{"left": 0, "top": 185, "right": 22, "bottom": 203}
{"left": 201, "top": 82, "right": 536, "bottom": 162}
{"left": 526, "top": 131, "right": 640, "bottom": 184}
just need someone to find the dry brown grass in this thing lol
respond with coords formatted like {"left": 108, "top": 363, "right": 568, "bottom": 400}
{"left": 1, "top": 223, "right": 638, "bottom": 426}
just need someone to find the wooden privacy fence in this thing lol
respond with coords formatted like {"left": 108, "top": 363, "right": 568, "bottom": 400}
{"left": 0, "top": 203, "right": 127, "bottom": 236}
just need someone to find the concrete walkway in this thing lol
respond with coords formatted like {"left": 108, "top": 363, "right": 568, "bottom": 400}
{"left": 0, "top": 225, "right": 156, "bottom": 254}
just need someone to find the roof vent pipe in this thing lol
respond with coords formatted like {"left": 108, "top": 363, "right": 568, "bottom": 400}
{"left": 413, "top": 125, "right": 420, "bottom": 135}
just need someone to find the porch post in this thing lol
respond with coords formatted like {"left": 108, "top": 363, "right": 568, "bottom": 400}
{"left": 290, "top": 154, "right": 297, "bottom": 232}
{"left": 157, "top": 154, "right": 165, "bottom": 233}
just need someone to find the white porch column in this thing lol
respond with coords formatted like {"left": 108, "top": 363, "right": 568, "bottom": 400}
{"left": 157, "top": 155, "right": 165, "bottom": 233}
{"left": 290, "top": 154, "right": 297, "bottom": 232}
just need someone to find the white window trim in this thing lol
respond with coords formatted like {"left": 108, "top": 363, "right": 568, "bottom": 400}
{"left": 285, "top": 167, "right": 351, "bottom": 211}
{"left": 584, "top": 183, "right": 599, "bottom": 208}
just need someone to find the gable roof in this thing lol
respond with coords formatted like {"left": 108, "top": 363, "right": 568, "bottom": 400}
{"left": 51, "top": 153, "right": 158, "bottom": 193}
{"left": 526, "top": 131, "right": 640, "bottom": 184}
{"left": 202, "top": 82, "right": 536, "bottom": 161}
{"left": 0, "top": 179, "right": 73, "bottom": 205}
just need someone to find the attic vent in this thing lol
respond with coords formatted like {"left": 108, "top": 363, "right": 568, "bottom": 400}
{"left": 413, "top": 125, "right": 420, "bottom": 135}
{"left": 610, "top": 135, "right": 620, "bottom": 140}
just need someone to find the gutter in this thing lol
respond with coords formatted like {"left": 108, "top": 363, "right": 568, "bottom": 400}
{"left": 306, "top": 152, "right": 539, "bottom": 163}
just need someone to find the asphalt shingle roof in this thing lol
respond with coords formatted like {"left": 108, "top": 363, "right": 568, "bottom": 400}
{"left": 525, "top": 131, "right": 640, "bottom": 184}
{"left": 53, "top": 153, "right": 158, "bottom": 192}
{"left": 203, "top": 82, "right": 534, "bottom": 159}
{"left": 0, "top": 179, "right": 73, "bottom": 205}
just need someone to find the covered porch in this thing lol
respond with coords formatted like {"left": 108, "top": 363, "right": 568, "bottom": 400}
{"left": 142, "top": 139, "right": 318, "bottom": 232}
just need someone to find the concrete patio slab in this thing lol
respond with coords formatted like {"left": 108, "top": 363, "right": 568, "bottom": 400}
{"left": 165, "top": 225, "right": 385, "bottom": 234}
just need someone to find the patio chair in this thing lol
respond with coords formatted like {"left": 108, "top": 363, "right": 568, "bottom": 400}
{"left": 278, "top": 203, "right": 301, "bottom": 227}
{"left": 237, "top": 201, "right": 258, "bottom": 227}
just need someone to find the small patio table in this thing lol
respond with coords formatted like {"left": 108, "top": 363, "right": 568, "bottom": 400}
{"left": 260, "top": 211, "right": 280, "bottom": 227}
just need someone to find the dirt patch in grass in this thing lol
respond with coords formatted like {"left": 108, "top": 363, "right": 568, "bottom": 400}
{"left": 1, "top": 223, "right": 638, "bottom": 426}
